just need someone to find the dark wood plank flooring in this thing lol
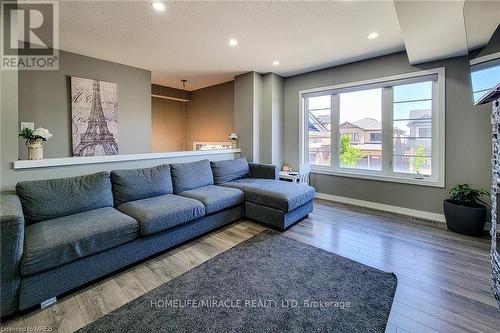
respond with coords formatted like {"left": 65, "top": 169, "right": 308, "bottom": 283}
{"left": 1, "top": 199, "right": 499, "bottom": 332}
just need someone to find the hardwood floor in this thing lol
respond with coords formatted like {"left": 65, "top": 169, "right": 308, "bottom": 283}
{"left": 1, "top": 199, "right": 499, "bottom": 332}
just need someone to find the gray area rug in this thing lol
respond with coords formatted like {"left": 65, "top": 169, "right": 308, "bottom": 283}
{"left": 78, "top": 230, "right": 397, "bottom": 333}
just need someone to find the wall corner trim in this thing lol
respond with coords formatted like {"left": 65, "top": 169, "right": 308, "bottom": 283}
{"left": 315, "top": 192, "right": 446, "bottom": 223}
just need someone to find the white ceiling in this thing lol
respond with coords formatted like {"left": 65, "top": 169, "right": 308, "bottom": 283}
{"left": 463, "top": 0, "right": 500, "bottom": 50}
{"left": 58, "top": 1, "right": 499, "bottom": 91}
{"left": 394, "top": 0, "right": 469, "bottom": 64}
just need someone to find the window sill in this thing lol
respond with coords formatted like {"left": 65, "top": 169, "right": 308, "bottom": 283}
{"left": 310, "top": 167, "right": 444, "bottom": 188}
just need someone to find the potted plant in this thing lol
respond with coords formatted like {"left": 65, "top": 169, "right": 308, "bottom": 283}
{"left": 443, "top": 184, "right": 489, "bottom": 236}
{"left": 18, "top": 127, "right": 53, "bottom": 160}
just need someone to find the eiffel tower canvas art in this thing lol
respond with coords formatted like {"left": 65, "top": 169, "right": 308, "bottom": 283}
{"left": 71, "top": 77, "right": 119, "bottom": 156}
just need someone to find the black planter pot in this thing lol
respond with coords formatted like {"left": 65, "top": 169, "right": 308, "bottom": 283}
{"left": 443, "top": 199, "right": 487, "bottom": 236}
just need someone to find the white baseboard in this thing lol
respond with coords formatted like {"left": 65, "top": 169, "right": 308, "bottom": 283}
{"left": 315, "top": 192, "right": 446, "bottom": 223}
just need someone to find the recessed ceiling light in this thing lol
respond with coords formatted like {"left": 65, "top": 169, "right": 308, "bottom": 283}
{"left": 272, "top": 60, "right": 280, "bottom": 66}
{"left": 228, "top": 39, "right": 238, "bottom": 47}
{"left": 152, "top": 1, "right": 166, "bottom": 12}
{"left": 368, "top": 32, "right": 379, "bottom": 39}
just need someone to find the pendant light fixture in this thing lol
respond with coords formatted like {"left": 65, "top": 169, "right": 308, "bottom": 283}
{"left": 181, "top": 80, "right": 187, "bottom": 151}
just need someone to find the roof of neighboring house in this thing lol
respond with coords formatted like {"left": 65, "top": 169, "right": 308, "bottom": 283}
{"left": 407, "top": 109, "right": 431, "bottom": 126}
{"left": 341, "top": 117, "right": 381, "bottom": 131}
{"left": 408, "top": 109, "right": 431, "bottom": 119}
{"left": 308, "top": 113, "right": 329, "bottom": 132}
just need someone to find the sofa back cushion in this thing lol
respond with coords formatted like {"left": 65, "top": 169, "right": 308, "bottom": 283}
{"left": 170, "top": 159, "right": 214, "bottom": 193}
{"left": 111, "top": 164, "right": 173, "bottom": 206}
{"left": 210, "top": 158, "right": 250, "bottom": 184}
{"left": 16, "top": 172, "right": 113, "bottom": 225}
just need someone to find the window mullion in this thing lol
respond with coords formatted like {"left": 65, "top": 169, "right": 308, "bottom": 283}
{"left": 302, "top": 97, "right": 308, "bottom": 165}
{"left": 431, "top": 79, "right": 439, "bottom": 182}
{"left": 382, "top": 87, "right": 393, "bottom": 176}
{"left": 331, "top": 94, "right": 340, "bottom": 171}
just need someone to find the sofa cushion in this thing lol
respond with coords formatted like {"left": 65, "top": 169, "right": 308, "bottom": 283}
{"left": 179, "top": 185, "right": 245, "bottom": 214}
{"left": 117, "top": 194, "right": 205, "bottom": 236}
{"left": 170, "top": 160, "right": 214, "bottom": 194}
{"left": 111, "top": 164, "right": 173, "bottom": 206}
{"left": 210, "top": 158, "right": 250, "bottom": 184}
{"left": 21, "top": 207, "right": 139, "bottom": 276}
{"left": 16, "top": 172, "right": 113, "bottom": 225}
{"left": 222, "top": 178, "right": 315, "bottom": 212}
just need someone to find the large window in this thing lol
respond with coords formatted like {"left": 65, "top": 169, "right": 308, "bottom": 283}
{"left": 471, "top": 60, "right": 500, "bottom": 103}
{"left": 301, "top": 69, "right": 445, "bottom": 187}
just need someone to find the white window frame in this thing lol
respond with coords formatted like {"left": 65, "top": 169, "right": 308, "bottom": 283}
{"left": 470, "top": 55, "right": 500, "bottom": 103}
{"left": 299, "top": 68, "right": 445, "bottom": 188}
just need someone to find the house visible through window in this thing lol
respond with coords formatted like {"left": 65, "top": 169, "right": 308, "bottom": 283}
{"left": 392, "top": 81, "right": 433, "bottom": 176}
{"left": 339, "top": 88, "right": 382, "bottom": 171}
{"left": 302, "top": 69, "right": 444, "bottom": 186}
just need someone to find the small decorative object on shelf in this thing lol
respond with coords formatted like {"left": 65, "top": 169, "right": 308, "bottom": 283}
{"left": 228, "top": 132, "right": 238, "bottom": 149}
{"left": 18, "top": 127, "right": 53, "bottom": 160}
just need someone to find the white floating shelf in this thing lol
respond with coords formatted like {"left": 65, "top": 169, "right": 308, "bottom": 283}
{"left": 13, "top": 149, "right": 241, "bottom": 170}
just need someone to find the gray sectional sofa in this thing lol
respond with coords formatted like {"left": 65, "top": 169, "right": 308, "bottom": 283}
{"left": 0, "top": 158, "right": 314, "bottom": 317}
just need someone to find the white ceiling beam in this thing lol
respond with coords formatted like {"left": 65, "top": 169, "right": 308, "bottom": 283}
{"left": 393, "top": 0, "right": 468, "bottom": 64}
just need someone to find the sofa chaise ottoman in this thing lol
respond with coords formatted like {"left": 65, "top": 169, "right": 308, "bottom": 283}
{"left": 211, "top": 158, "right": 315, "bottom": 230}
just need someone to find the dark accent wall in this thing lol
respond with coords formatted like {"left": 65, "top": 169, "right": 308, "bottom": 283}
{"left": 284, "top": 51, "right": 491, "bottom": 214}
{"left": 185, "top": 81, "right": 235, "bottom": 150}
{"left": 150, "top": 80, "right": 235, "bottom": 152}
{"left": 151, "top": 97, "right": 185, "bottom": 152}
{"left": 18, "top": 50, "right": 152, "bottom": 159}
{"left": 151, "top": 84, "right": 190, "bottom": 100}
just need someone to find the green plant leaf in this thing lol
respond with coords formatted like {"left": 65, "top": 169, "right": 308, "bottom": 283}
{"left": 448, "top": 183, "right": 490, "bottom": 207}
{"left": 340, "top": 134, "right": 365, "bottom": 168}
{"left": 18, "top": 127, "right": 34, "bottom": 140}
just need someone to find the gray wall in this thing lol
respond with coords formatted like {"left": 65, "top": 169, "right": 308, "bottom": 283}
{"left": 234, "top": 72, "right": 261, "bottom": 162}
{"left": 1, "top": 69, "right": 19, "bottom": 191}
{"left": 284, "top": 51, "right": 491, "bottom": 214}
{"left": 253, "top": 73, "right": 262, "bottom": 163}
{"left": 2, "top": 52, "right": 238, "bottom": 191}
{"left": 18, "top": 50, "right": 152, "bottom": 159}
{"left": 260, "top": 73, "right": 284, "bottom": 166}
{"left": 271, "top": 74, "right": 284, "bottom": 167}
{"left": 260, "top": 74, "right": 273, "bottom": 164}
